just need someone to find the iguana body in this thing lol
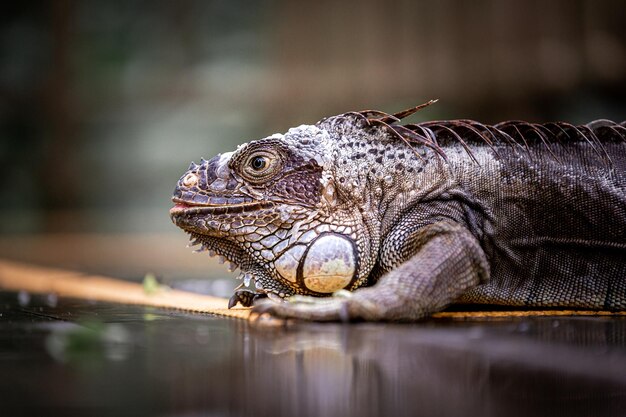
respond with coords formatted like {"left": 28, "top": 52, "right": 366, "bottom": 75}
{"left": 170, "top": 102, "right": 626, "bottom": 321}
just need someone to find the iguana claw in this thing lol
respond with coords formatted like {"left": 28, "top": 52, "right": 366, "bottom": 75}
{"left": 228, "top": 289, "right": 267, "bottom": 308}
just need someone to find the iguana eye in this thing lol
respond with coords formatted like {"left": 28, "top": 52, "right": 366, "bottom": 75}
{"left": 241, "top": 150, "right": 282, "bottom": 182}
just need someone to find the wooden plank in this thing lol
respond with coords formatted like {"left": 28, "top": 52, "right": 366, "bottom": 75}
{"left": 0, "top": 259, "right": 624, "bottom": 321}
{"left": 0, "top": 259, "right": 251, "bottom": 320}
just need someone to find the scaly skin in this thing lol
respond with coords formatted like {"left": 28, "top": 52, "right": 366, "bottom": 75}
{"left": 170, "top": 102, "right": 626, "bottom": 321}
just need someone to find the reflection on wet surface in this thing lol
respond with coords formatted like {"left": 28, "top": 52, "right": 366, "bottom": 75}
{"left": 1, "top": 291, "right": 625, "bottom": 417}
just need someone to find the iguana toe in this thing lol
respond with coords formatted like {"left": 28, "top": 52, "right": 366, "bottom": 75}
{"left": 251, "top": 295, "right": 351, "bottom": 322}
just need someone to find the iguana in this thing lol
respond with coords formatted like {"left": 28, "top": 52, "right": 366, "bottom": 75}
{"left": 170, "top": 101, "right": 626, "bottom": 321}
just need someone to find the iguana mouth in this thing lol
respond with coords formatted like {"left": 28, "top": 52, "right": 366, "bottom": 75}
{"left": 170, "top": 197, "right": 273, "bottom": 216}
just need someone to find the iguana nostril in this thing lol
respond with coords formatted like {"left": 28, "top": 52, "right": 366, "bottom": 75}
{"left": 182, "top": 173, "right": 198, "bottom": 187}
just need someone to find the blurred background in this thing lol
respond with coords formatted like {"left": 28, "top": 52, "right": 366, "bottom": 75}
{"left": 1, "top": 0, "right": 625, "bottom": 285}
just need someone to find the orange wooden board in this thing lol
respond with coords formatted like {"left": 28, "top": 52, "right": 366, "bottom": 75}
{"left": 0, "top": 259, "right": 624, "bottom": 320}
{"left": 0, "top": 259, "right": 250, "bottom": 320}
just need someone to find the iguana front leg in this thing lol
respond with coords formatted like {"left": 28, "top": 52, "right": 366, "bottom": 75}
{"left": 252, "top": 220, "right": 489, "bottom": 321}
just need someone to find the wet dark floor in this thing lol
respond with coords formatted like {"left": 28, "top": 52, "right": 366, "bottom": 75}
{"left": 1, "top": 291, "right": 625, "bottom": 417}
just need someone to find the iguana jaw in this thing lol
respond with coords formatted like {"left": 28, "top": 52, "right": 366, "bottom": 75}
{"left": 170, "top": 198, "right": 273, "bottom": 216}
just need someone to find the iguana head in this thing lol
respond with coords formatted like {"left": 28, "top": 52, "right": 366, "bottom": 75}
{"left": 170, "top": 102, "right": 437, "bottom": 302}
{"left": 170, "top": 121, "right": 383, "bottom": 301}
